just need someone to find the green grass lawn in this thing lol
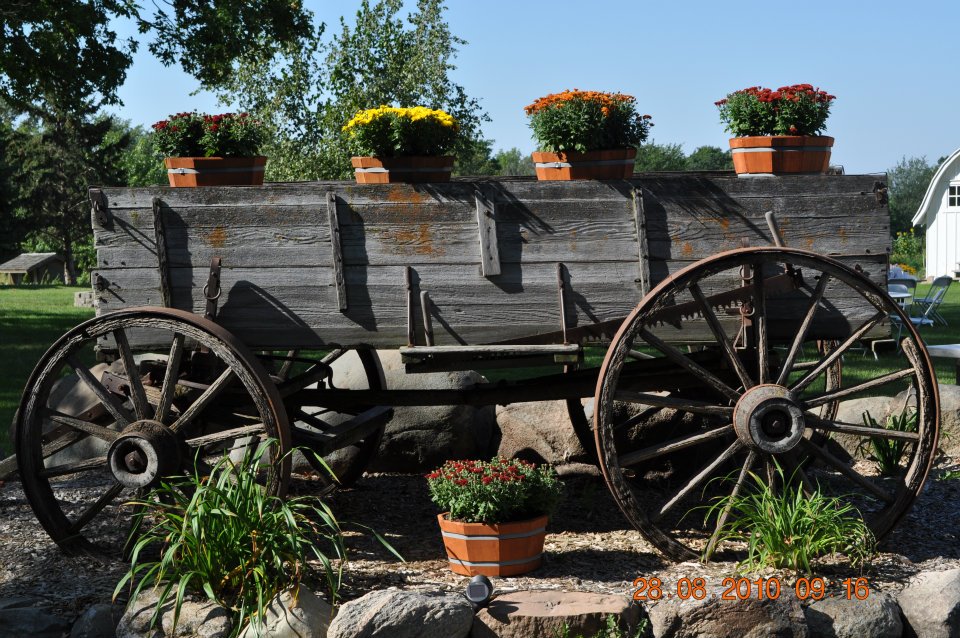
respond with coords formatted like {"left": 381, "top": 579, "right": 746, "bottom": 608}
{"left": 2, "top": 281, "right": 959, "bottom": 457}
{"left": 0, "top": 285, "right": 95, "bottom": 455}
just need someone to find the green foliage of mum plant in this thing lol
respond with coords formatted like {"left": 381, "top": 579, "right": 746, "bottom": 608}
{"left": 524, "top": 89, "right": 652, "bottom": 153}
{"left": 716, "top": 84, "right": 835, "bottom": 137}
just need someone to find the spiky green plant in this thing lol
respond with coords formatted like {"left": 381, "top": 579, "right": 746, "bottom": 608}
{"left": 555, "top": 613, "right": 649, "bottom": 638}
{"left": 860, "top": 409, "right": 917, "bottom": 475}
{"left": 704, "top": 464, "right": 875, "bottom": 573}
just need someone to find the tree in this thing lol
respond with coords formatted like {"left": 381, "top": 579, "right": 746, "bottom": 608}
{"left": 214, "top": 0, "right": 489, "bottom": 180}
{"left": 495, "top": 148, "right": 535, "bottom": 177}
{"left": 888, "top": 156, "right": 937, "bottom": 234}
{"left": 455, "top": 139, "right": 500, "bottom": 176}
{"left": 634, "top": 141, "right": 687, "bottom": 172}
{"left": 686, "top": 145, "right": 733, "bottom": 171}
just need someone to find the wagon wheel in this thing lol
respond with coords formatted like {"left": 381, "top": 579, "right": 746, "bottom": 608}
{"left": 282, "top": 349, "right": 387, "bottom": 494}
{"left": 15, "top": 307, "right": 291, "bottom": 555}
{"left": 594, "top": 247, "right": 938, "bottom": 561}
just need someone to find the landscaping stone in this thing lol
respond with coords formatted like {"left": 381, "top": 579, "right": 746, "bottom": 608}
{"left": 70, "top": 603, "right": 122, "bottom": 638}
{"left": 116, "top": 589, "right": 233, "bottom": 638}
{"left": 834, "top": 396, "right": 894, "bottom": 458}
{"left": 893, "top": 383, "right": 960, "bottom": 458}
{"left": 331, "top": 350, "right": 496, "bottom": 473}
{"left": 44, "top": 364, "right": 112, "bottom": 468}
{"left": 0, "top": 597, "right": 70, "bottom": 638}
{"left": 239, "top": 587, "right": 333, "bottom": 638}
{"left": 495, "top": 401, "right": 588, "bottom": 465}
{"left": 328, "top": 590, "right": 473, "bottom": 638}
{"left": 897, "top": 567, "right": 960, "bottom": 637}
{"left": 470, "top": 591, "right": 642, "bottom": 638}
{"left": 803, "top": 591, "right": 902, "bottom": 638}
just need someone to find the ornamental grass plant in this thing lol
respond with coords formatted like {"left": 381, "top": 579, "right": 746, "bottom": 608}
{"left": 524, "top": 89, "right": 652, "bottom": 153}
{"left": 860, "top": 409, "right": 918, "bottom": 476}
{"left": 704, "top": 464, "right": 875, "bottom": 573}
{"left": 426, "top": 457, "right": 563, "bottom": 524}
{"left": 151, "top": 111, "right": 266, "bottom": 157}
{"left": 342, "top": 106, "right": 460, "bottom": 157}
{"left": 715, "top": 84, "right": 835, "bottom": 137}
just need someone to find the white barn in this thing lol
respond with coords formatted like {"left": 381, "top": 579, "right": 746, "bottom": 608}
{"left": 912, "top": 148, "right": 960, "bottom": 279}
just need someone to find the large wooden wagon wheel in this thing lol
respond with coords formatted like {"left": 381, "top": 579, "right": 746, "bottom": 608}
{"left": 15, "top": 307, "right": 291, "bottom": 555}
{"left": 595, "top": 247, "right": 939, "bottom": 561}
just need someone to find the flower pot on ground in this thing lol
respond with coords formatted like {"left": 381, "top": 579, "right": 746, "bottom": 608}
{"left": 152, "top": 112, "right": 268, "bottom": 187}
{"left": 343, "top": 106, "right": 460, "bottom": 184}
{"left": 426, "top": 457, "right": 563, "bottom": 577}
{"left": 524, "top": 89, "right": 652, "bottom": 181}
{"left": 716, "top": 84, "right": 836, "bottom": 176}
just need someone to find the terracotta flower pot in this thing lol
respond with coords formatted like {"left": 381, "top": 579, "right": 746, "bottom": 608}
{"left": 532, "top": 148, "right": 636, "bottom": 180}
{"left": 351, "top": 156, "right": 455, "bottom": 184}
{"left": 437, "top": 513, "right": 548, "bottom": 577}
{"left": 728, "top": 136, "right": 834, "bottom": 176}
{"left": 164, "top": 157, "right": 267, "bottom": 187}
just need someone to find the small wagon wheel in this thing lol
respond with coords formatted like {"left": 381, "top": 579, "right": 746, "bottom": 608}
{"left": 280, "top": 348, "right": 387, "bottom": 494}
{"left": 594, "top": 247, "right": 939, "bottom": 561}
{"left": 15, "top": 307, "right": 291, "bottom": 555}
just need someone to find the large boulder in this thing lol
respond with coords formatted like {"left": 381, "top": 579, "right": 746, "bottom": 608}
{"left": 116, "top": 589, "right": 233, "bottom": 638}
{"left": 803, "top": 591, "right": 902, "bottom": 638}
{"left": 495, "top": 401, "right": 588, "bottom": 465}
{"left": 0, "top": 598, "right": 71, "bottom": 638}
{"left": 239, "top": 587, "right": 332, "bottom": 638}
{"left": 71, "top": 603, "right": 123, "bottom": 638}
{"left": 833, "top": 396, "right": 894, "bottom": 459}
{"left": 897, "top": 567, "right": 960, "bottom": 637}
{"left": 328, "top": 351, "right": 496, "bottom": 473}
{"left": 328, "top": 590, "right": 473, "bottom": 638}
{"left": 470, "top": 591, "right": 642, "bottom": 638}
{"left": 893, "top": 384, "right": 960, "bottom": 459}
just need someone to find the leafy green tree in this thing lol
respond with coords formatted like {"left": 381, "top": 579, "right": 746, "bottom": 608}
{"left": 495, "top": 148, "right": 535, "bottom": 177}
{"left": 118, "top": 126, "right": 167, "bottom": 186}
{"left": 634, "top": 141, "right": 687, "bottom": 172}
{"left": 455, "top": 139, "right": 500, "bottom": 176}
{"left": 888, "top": 156, "right": 937, "bottom": 234}
{"left": 686, "top": 145, "right": 733, "bottom": 171}
{"left": 214, "top": 0, "right": 489, "bottom": 180}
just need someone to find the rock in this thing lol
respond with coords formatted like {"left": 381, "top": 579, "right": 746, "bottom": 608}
{"left": 328, "top": 590, "right": 473, "bottom": 638}
{"left": 834, "top": 396, "right": 894, "bottom": 458}
{"left": 240, "top": 587, "right": 333, "bottom": 638}
{"left": 471, "top": 591, "right": 641, "bottom": 638}
{"left": 803, "top": 591, "right": 902, "bottom": 637}
{"left": 893, "top": 384, "right": 960, "bottom": 459}
{"left": 0, "top": 598, "right": 71, "bottom": 638}
{"left": 44, "top": 364, "right": 113, "bottom": 468}
{"left": 898, "top": 567, "right": 960, "bottom": 637}
{"left": 495, "top": 401, "right": 588, "bottom": 465}
{"left": 337, "top": 351, "right": 496, "bottom": 473}
{"left": 116, "top": 588, "right": 233, "bottom": 638}
{"left": 71, "top": 603, "right": 122, "bottom": 638}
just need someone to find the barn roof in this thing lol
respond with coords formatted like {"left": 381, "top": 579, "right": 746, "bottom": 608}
{"left": 0, "top": 252, "right": 63, "bottom": 273}
{"left": 912, "top": 147, "right": 960, "bottom": 227}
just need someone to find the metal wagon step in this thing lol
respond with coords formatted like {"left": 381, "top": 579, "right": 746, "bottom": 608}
{"left": 291, "top": 405, "right": 393, "bottom": 455}
{"left": 399, "top": 344, "right": 582, "bottom": 372}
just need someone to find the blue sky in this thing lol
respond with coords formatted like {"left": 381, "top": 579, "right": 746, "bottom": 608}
{"left": 108, "top": 0, "right": 960, "bottom": 175}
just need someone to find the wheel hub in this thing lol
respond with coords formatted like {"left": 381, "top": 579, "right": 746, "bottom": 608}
{"left": 733, "top": 384, "right": 806, "bottom": 453}
{"left": 107, "top": 420, "right": 183, "bottom": 488}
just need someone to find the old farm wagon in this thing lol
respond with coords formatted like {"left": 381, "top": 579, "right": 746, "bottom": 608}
{"left": 14, "top": 174, "right": 939, "bottom": 561}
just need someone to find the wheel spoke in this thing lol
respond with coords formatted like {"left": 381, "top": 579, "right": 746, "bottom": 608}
{"left": 169, "top": 368, "right": 236, "bottom": 433}
{"left": 321, "top": 348, "right": 347, "bottom": 365}
{"left": 155, "top": 333, "right": 185, "bottom": 424}
{"left": 689, "top": 283, "right": 753, "bottom": 390}
{"left": 39, "top": 456, "right": 108, "bottom": 478}
{"left": 802, "top": 368, "right": 915, "bottom": 408}
{"left": 614, "top": 391, "right": 733, "bottom": 417}
{"left": 704, "top": 449, "right": 757, "bottom": 559}
{"left": 790, "top": 311, "right": 887, "bottom": 393}
{"left": 797, "top": 438, "right": 895, "bottom": 503}
{"left": 753, "top": 262, "right": 769, "bottom": 384}
{"left": 45, "top": 410, "right": 119, "bottom": 443}
{"left": 805, "top": 414, "right": 920, "bottom": 442}
{"left": 657, "top": 440, "right": 743, "bottom": 519}
{"left": 619, "top": 424, "right": 734, "bottom": 467}
{"left": 114, "top": 329, "right": 151, "bottom": 421}
{"left": 68, "top": 482, "right": 125, "bottom": 534}
{"left": 637, "top": 328, "right": 740, "bottom": 401}
{"left": 277, "top": 349, "right": 300, "bottom": 381}
{"left": 776, "top": 273, "right": 831, "bottom": 385}
{"left": 185, "top": 424, "right": 266, "bottom": 448}
{"left": 780, "top": 450, "right": 817, "bottom": 497}
{"left": 67, "top": 357, "right": 133, "bottom": 426}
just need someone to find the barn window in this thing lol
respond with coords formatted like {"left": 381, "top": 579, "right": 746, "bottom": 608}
{"left": 950, "top": 184, "right": 960, "bottom": 208}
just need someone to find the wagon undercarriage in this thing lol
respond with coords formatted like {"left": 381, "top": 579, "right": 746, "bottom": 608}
{"left": 13, "top": 175, "right": 939, "bottom": 562}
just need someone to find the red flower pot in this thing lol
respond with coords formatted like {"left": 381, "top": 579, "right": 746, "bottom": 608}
{"left": 728, "top": 136, "right": 833, "bottom": 176}
{"left": 532, "top": 148, "right": 636, "bottom": 180}
{"left": 437, "top": 513, "right": 548, "bottom": 577}
{"left": 164, "top": 157, "right": 267, "bottom": 187}
{"left": 351, "top": 156, "right": 454, "bottom": 184}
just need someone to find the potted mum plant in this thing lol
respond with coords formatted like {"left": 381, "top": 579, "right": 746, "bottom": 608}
{"left": 152, "top": 111, "right": 267, "bottom": 187}
{"left": 426, "top": 457, "right": 563, "bottom": 577}
{"left": 524, "top": 89, "right": 652, "bottom": 180}
{"left": 715, "top": 84, "right": 836, "bottom": 176}
{"left": 343, "top": 106, "right": 460, "bottom": 183}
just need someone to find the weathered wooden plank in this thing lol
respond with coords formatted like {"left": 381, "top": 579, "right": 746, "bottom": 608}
{"left": 475, "top": 192, "right": 501, "bottom": 276}
{"left": 327, "top": 192, "right": 347, "bottom": 311}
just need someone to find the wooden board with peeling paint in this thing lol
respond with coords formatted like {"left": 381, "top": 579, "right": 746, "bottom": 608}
{"left": 90, "top": 175, "right": 889, "bottom": 349}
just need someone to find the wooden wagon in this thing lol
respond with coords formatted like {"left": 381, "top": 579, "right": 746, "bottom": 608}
{"left": 14, "top": 174, "right": 939, "bottom": 561}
